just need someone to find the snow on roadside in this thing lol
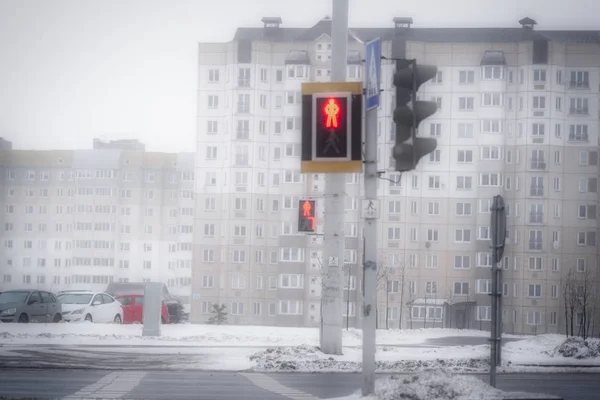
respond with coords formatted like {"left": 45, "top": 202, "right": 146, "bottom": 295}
{"left": 327, "top": 371, "right": 533, "bottom": 400}
{"left": 0, "top": 324, "right": 504, "bottom": 347}
{"left": 249, "top": 345, "right": 489, "bottom": 373}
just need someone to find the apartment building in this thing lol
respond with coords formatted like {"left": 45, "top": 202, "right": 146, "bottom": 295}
{"left": 0, "top": 139, "right": 195, "bottom": 305}
{"left": 192, "top": 16, "right": 600, "bottom": 335}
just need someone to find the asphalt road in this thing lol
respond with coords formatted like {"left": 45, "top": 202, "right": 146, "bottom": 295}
{"left": 0, "top": 370, "right": 597, "bottom": 400}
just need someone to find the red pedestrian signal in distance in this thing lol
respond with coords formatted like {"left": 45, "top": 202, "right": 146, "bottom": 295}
{"left": 323, "top": 98, "right": 341, "bottom": 129}
{"left": 298, "top": 200, "right": 316, "bottom": 233}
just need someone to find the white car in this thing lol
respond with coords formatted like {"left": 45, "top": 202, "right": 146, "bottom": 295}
{"left": 58, "top": 291, "right": 123, "bottom": 324}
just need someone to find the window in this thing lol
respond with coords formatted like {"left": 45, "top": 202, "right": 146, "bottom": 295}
{"left": 233, "top": 250, "right": 246, "bottom": 263}
{"left": 206, "top": 146, "right": 217, "bottom": 160}
{"left": 231, "top": 275, "right": 246, "bottom": 289}
{"left": 459, "top": 70, "right": 475, "bottom": 83}
{"left": 456, "top": 176, "right": 472, "bottom": 190}
{"left": 388, "top": 227, "right": 401, "bottom": 240}
{"left": 231, "top": 302, "right": 244, "bottom": 315}
{"left": 481, "top": 119, "right": 502, "bottom": 133}
{"left": 427, "top": 229, "right": 439, "bottom": 242}
{"left": 428, "top": 176, "right": 440, "bottom": 189}
{"left": 482, "top": 92, "right": 503, "bottom": 106}
{"left": 429, "top": 124, "right": 441, "bottom": 137}
{"left": 284, "top": 170, "right": 302, "bottom": 183}
{"left": 427, "top": 202, "right": 439, "bottom": 215}
{"left": 429, "top": 149, "right": 441, "bottom": 162}
{"left": 388, "top": 200, "right": 401, "bottom": 215}
{"left": 457, "top": 150, "right": 473, "bottom": 163}
{"left": 455, "top": 229, "right": 471, "bottom": 243}
{"left": 480, "top": 146, "right": 501, "bottom": 160}
{"left": 279, "top": 300, "right": 303, "bottom": 315}
{"left": 480, "top": 173, "right": 502, "bottom": 187}
{"left": 527, "top": 311, "right": 541, "bottom": 325}
{"left": 234, "top": 198, "right": 247, "bottom": 211}
{"left": 477, "top": 226, "right": 490, "bottom": 240}
{"left": 208, "top": 69, "right": 219, "bottom": 82}
{"left": 205, "top": 172, "right": 217, "bottom": 186}
{"left": 280, "top": 248, "right": 304, "bottom": 262}
{"left": 528, "top": 257, "right": 542, "bottom": 271}
{"left": 477, "top": 306, "right": 491, "bottom": 321}
{"left": 457, "top": 123, "right": 473, "bottom": 138}
{"left": 458, "top": 97, "right": 474, "bottom": 110}
{"left": 482, "top": 66, "right": 503, "bottom": 80}
{"left": 477, "top": 279, "right": 492, "bottom": 294}
{"left": 570, "top": 71, "right": 589, "bottom": 88}
{"left": 454, "top": 255, "right": 470, "bottom": 269}
{"left": 455, "top": 202, "right": 472, "bottom": 216}
{"left": 279, "top": 274, "right": 304, "bottom": 289}
{"left": 569, "top": 124, "right": 589, "bottom": 142}
{"left": 454, "top": 282, "right": 470, "bottom": 295}
{"left": 203, "top": 249, "right": 214, "bottom": 262}
{"left": 208, "top": 95, "right": 219, "bottom": 108}
{"left": 425, "top": 281, "right": 437, "bottom": 295}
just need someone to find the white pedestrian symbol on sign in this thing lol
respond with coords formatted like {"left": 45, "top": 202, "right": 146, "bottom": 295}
{"left": 367, "top": 47, "right": 379, "bottom": 98}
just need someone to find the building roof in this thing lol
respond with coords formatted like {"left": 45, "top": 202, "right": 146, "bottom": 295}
{"left": 233, "top": 19, "right": 600, "bottom": 44}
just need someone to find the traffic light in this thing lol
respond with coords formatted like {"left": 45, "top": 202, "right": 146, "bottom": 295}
{"left": 392, "top": 59, "right": 439, "bottom": 172}
{"left": 300, "top": 82, "right": 363, "bottom": 173}
{"left": 298, "top": 200, "right": 316, "bottom": 233}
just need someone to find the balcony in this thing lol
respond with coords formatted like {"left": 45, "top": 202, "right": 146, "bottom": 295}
{"left": 237, "top": 103, "right": 250, "bottom": 114}
{"left": 530, "top": 160, "right": 546, "bottom": 170}
{"left": 529, "top": 241, "right": 543, "bottom": 250}
{"left": 569, "top": 133, "right": 589, "bottom": 142}
{"left": 569, "top": 81, "right": 589, "bottom": 89}
{"left": 529, "top": 212, "right": 544, "bottom": 224}
{"left": 569, "top": 108, "right": 589, "bottom": 115}
{"left": 530, "top": 186, "right": 544, "bottom": 196}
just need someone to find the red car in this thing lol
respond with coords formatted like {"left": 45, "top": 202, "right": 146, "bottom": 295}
{"left": 115, "top": 294, "right": 169, "bottom": 324}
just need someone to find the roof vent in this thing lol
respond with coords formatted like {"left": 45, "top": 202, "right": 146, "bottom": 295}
{"left": 261, "top": 17, "right": 282, "bottom": 29}
{"left": 519, "top": 17, "right": 537, "bottom": 30}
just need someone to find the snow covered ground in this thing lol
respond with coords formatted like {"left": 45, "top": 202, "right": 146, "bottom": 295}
{"left": 0, "top": 323, "right": 495, "bottom": 347}
{"left": 0, "top": 323, "right": 599, "bottom": 373}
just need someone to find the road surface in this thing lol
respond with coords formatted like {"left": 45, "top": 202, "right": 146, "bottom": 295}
{"left": 0, "top": 370, "right": 596, "bottom": 399}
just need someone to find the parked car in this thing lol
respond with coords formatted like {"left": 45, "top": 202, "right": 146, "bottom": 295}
{"left": 0, "top": 290, "right": 62, "bottom": 323}
{"left": 106, "top": 282, "right": 182, "bottom": 323}
{"left": 58, "top": 291, "right": 123, "bottom": 323}
{"left": 115, "top": 294, "right": 169, "bottom": 324}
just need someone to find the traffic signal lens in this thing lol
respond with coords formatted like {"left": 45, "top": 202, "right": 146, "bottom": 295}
{"left": 322, "top": 98, "right": 341, "bottom": 129}
{"left": 298, "top": 200, "right": 316, "bottom": 232}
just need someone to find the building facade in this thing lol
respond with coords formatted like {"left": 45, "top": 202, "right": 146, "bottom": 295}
{"left": 0, "top": 139, "right": 195, "bottom": 306}
{"left": 192, "top": 17, "right": 600, "bottom": 335}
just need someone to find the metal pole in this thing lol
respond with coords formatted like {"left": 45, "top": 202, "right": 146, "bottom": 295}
{"left": 361, "top": 61, "right": 378, "bottom": 398}
{"left": 320, "top": 0, "right": 348, "bottom": 355}
{"left": 490, "top": 253, "right": 498, "bottom": 387}
{"left": 346, "top": 269, "right": 351, "bottom": 330}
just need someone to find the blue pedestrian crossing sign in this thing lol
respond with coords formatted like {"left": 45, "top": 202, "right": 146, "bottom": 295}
{"left": 365, "top": 38, "right": 381, "bottom": 110}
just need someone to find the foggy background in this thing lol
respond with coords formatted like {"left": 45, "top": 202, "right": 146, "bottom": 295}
{"left": 0, "top": 0, "right": 598, "bottom": 152}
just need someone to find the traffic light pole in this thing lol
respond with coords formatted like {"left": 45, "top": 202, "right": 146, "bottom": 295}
{"left": 361, "top": 86, "right": 378, "bottom": 395}
{"left": 319, "top": 0, "right": 347, "bottom": 355}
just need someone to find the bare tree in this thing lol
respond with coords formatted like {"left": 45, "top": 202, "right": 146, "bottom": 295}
{"left": 561, "top": 268, "right": 577, "bottom": 337}
{"left": 574, "top": 269, "right": 596, "bottom": 340}
{"left": 376, "top": 263, "right": 392, "bottom": 329}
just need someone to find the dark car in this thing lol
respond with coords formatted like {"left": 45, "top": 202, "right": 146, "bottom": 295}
{"left": 0, "top": 290, "right": 62, "bottom": 323}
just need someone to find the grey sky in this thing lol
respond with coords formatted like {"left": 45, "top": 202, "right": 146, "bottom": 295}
{"left": 0, "top": 0, "right": 598, "bottom": 152}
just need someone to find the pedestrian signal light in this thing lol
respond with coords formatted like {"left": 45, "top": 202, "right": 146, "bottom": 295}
{"left": 298, "top": 200, "right": 316, "bottom": 233}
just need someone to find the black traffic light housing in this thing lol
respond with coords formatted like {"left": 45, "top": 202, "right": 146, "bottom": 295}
{"left": 392, "top": 59, "right": 438, "bottom": 172}
{"left": 297, "top": 200, "right": 316, "bottom": 233}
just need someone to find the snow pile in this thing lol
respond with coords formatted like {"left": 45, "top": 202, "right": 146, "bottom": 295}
{"left": 248, "top": 345, "right": 489, "bottom": 373}
{"left": 553, "top": 336, "right": 600, "bottom": 359}
{"left": 330, "top": 372, "right": 505, "bottom": 400}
